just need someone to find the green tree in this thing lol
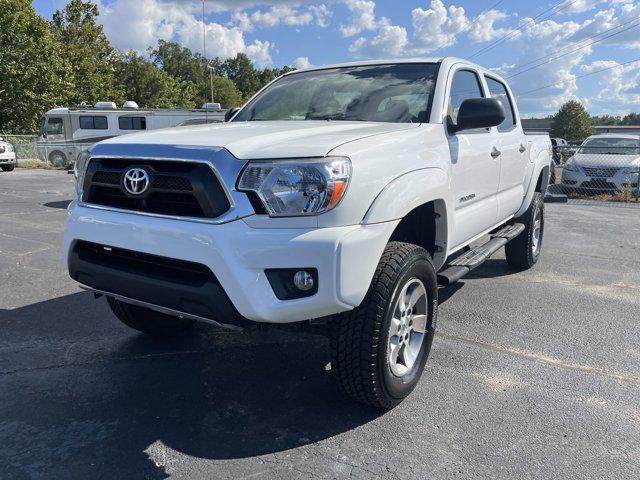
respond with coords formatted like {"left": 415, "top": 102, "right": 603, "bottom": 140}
{"left": 222, "top": 54, "right": 261, "bottom": 99}
{"left": 50, "top": 0, "right": 122, "bottom": 105}
{"left": 551, "top": 100, "right": 594, "bottom": 141}
{"left": 112, "top": 52, "right": 195, "bottom": 108}
{"left": 620, "top": 113, "right": 640, "bottom": 126}
{"left": 0, "top": 0, "right": 71, "bottom": 132}
{"left": 209, "top": 76, "right": 242, "bottom": 108}
{"left": 591, "top": 114, "right": 620, "bottom": 126}
{"left": 150, "top": 40, "right": 207, "bottom": 86}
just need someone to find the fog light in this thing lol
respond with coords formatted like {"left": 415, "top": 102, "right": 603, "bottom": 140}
{"left": 264, "top": 268, "right": 318, "bottom": 300}
{"left": 294, "top": 270, "right": 314, "bottom": 291}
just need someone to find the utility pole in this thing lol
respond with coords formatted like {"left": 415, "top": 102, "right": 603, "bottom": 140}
{"left": 202, "top": 0, "right": 208, "bottom": 118}
{"left": 208, "top": 63, "right": 215, "bottom": 104}
{"left": 202, "top": 1, "right": 215, "bottom": 105}
{"left": 202, "top": 0, "right": 206, "bottom": 62}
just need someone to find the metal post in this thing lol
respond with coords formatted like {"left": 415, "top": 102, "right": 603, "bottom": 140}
{"left": 202, "top": 0, "right": 208, "bottom": 121}
{"left": 210, "top": 66, "right": 214, "bottom": 104}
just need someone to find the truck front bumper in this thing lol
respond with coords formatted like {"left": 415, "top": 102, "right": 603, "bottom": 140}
{"left": 0, "top": 153, "right": 16, "bottom": 164}
{"left": 63, "top": 202, "right": 398, "bottom": 325}
{"left": 561, "top": 168, "right": 640, "bottom": 192}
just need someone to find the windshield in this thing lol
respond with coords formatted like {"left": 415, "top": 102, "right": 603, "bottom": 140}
{"left": 579, "top": 137, "right": 640, "bottom": 155}
{"left": 233, "top": 63, "right": 439, "bottom": 123}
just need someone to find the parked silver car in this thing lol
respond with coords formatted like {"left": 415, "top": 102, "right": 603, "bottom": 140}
{"left": 561, "top": 134, "right": 640, "bottom": 194}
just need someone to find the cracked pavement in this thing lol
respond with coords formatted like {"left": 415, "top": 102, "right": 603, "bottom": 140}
{"left": 1, "top": 169, "right": 639, "bottom": 479}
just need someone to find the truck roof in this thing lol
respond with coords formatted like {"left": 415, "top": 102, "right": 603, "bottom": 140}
{"left": 292, "top": 56, "right": 489, "bottom": 72}
{"left": 287, "top": 56, "right": 507, "bottom": 84}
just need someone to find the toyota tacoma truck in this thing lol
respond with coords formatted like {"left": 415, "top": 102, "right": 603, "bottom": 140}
{"left": 64, "top": 58, "right": 551, "bottom": 409}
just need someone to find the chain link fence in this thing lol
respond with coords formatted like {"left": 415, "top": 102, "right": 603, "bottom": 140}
{"left": 2, "top": 134, "right": 39, "bottom": 161}
{"left": 0, "top": 134, "right": 81, "bottom": 169}
{"left": 548, "top": 142, "right": 640, "bottom": 208}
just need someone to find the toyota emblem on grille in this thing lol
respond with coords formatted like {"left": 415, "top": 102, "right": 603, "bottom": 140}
{"left": 123, "top": 168, "right": 150, "bottom": 195}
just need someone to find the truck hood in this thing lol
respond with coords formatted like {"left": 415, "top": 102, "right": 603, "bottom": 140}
{"left": 101, "top": 120, "right": 419, "bottom": 159}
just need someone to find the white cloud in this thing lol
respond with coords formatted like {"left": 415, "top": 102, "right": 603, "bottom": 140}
{"left": 557, "top": 0, "right": 608, "bottom": 14}
{"left": 231, "top": 10, "right": 254, "bottom": 32}
{"left": 96, "top": 0, "right": 274, "bottom": 67}
{"left": 498, "top": 0, "right": 640, "bottom": 116}
{"left": 579, "top": 60, "right": 640, "bottom": 113}
{"left": 250, "top": 5, "right": 313, "bottom": 28}
{"left": 309, "top": 4, "right": 332, "bottom": 28}
{"left": 339, "top": 0, "right": 386, "bottom": 37}
{"left": 411, "top": 0, "right": 469, "bottom": 53}
{"left": 504, "top": 17, "right": 586, "bottom": 114}
{"left": 291, "top": 56, "right": 313, "bottom": 68}
{"left": 467, "top": 9, "right": 513, "bottom": 43}
{"left": 349, "top": 25, "right": 408, "bottom": 57}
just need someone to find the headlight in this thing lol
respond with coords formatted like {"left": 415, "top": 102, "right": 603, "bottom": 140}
{"left": 621, "top": 166, "right": 640, "bottom": 175}
{"left": 564, "top": 160, "right": 579, "bottom": 172}
{"left": 238, "top": 157, "right": 351, "bottom": 216}
{"left": 6, "top": 143, "right": 13, "bottom": 152}
{"left": 75, "top": 150, "right": 91, "bottom": 195}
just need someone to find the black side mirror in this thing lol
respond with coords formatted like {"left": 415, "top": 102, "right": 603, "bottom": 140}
{"left": 225, "top": 107, "right": 240, "bottom": 122}
{"left": 449, "top": 98, "right": 505, "bottom": 134}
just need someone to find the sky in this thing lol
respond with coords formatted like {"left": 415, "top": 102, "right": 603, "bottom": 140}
{"left": 32, "top": 0, "right": 640, "bottom": 117}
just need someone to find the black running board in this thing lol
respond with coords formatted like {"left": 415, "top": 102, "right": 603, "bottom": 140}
{"left": 437, "top": 223, "right": 525, "bottom": 286}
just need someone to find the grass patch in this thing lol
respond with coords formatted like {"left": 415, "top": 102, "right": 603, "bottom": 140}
{"left": 17, "top": 159, "right": 65, "bottom": 170}
{"left": 567, "top": 191, "right": 640, "bottom": 203}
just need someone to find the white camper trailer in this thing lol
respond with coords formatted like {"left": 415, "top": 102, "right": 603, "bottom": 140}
{"left": 37, "top": 101, "right": 226, "bottom": 166}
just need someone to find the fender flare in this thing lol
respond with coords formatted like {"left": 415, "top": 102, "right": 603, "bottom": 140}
{"left": 515, "top": 149, "right": 549, "bottom": 218}
{"left": 362, "top": 168, "right": 453, "bottom": 268}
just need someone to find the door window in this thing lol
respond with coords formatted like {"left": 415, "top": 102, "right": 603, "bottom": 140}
{"left": 484, "top": 76, "right": 516, "bottom": 132}
{"left": 447, "top": 70, "right": 484, "bottom": 124}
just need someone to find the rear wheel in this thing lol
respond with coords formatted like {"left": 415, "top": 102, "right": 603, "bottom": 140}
{"left": 1, "top": 165, "right": 14, "bottom": 172}
{"left": 331, "top": 242, "right": 438, "bottom": 410}
{"left": 505, "top": 192, "right": 544, "bottom": 269}
{"left": 48, "top": 151, "right": 67, "bottom": 166}
{"left": 107, "top": 297, "right": 195, "bottom": 336}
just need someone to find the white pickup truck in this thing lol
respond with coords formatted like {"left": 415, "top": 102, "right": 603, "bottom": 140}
{"left": 64, "top": 58, "right": 551, "bottom": 409}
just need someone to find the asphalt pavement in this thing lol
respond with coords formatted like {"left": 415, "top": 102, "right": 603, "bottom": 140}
{"left": 1, "top": 169, "right": 639, "bottom": 479}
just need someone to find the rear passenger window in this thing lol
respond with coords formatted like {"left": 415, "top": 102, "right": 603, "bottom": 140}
{"left": 119, "top": 116, "right": 146, "bottom": 130}
{"left": 484, "top": 77, "right": 516, "bottom": 132}
{"left": 448, "top": 70, "right": 484, "bottom": 125}
{"left": 79, "top": 116, "right": 108, "bottom": 130}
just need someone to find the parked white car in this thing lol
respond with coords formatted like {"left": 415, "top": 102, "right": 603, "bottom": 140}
{"left": 561, "top": 134, "right": 640, "bottom": 194}
{"left": 0, "top": 137, "right": 17, "bottom": 172}
{"left": 63, "top": 57, "right": 552, "bottom": 409}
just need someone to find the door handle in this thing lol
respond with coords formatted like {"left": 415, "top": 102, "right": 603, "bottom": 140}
{"left": 491, "top": 147, "right": 501, "bottom": 158}
{"left": 519, "top": 144, "right": 527, "bottom": 153}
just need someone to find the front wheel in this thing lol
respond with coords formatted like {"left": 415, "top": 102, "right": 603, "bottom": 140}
{"left": 1, "top": 165, "right": 14, "bottom": 172}
{"left": 107, "top": 297, "right": 195, "bottom": 336}
{"left": 505, "top": 192, "right": 544, "bottom": 269}
{"left": 331, "top": 242, "right": 438, "bottom": 410}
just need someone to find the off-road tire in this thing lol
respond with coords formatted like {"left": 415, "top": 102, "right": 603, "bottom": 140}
{"left": 330, "top": 242, "right": 438, "bottom": 410}
{"left": 107, "top": 297, "right": 195, "bottom": 336}
{"left": 505, "top": 191, "right": 544, "bottom": 269}
{"left": 1, "top": 165, "right": 14, "bottom": 172}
